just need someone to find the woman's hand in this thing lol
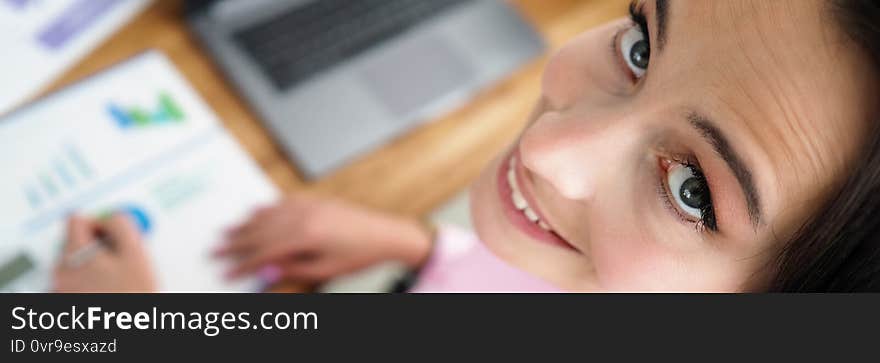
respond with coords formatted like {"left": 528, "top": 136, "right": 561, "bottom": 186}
{"left": 53, "top": 214, "right": 157, "bottom": 292}
{"left": 217, "top": 194, "right": 432, "bottom": 282}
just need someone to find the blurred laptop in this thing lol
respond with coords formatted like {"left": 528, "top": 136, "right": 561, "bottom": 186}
{"left": 187, "top": 0, "right": 544, "bottom": 178}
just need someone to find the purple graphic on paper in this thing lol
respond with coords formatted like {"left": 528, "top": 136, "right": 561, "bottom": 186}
{"left": 4, "top": 0, "right": 30, "bottom": 8}
{"left": 36, "top": 0, "right": 123, "bottom": 49}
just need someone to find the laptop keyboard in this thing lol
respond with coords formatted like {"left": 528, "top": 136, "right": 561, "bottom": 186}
{"left": 232, "top": 0, "right": 472, "bottom": 91}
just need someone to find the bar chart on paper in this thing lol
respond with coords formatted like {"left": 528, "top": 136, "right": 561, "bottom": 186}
{"left": 0, "top": 52, "right": 279, "bottom": 292}
{"left": 20, "top": 143, "right": 96, "bottom": 210}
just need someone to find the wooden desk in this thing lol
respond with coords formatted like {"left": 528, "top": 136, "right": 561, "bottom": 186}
{"left": 40, "top": 0, "right": 628, "bottom": 290}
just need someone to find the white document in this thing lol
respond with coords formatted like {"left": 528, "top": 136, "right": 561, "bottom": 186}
{"left": 0, "top": 51, "right": 280, "bottom": 292}
{"left": 0, "top": 0, "right": 151, "bottom": 116}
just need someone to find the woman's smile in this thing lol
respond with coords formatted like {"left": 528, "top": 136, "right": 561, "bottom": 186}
{"left": 497, "top": 149, "right": 580, "bottom": 252}
{"left": 468, "top": 0, "right": 880, "bottom": 291}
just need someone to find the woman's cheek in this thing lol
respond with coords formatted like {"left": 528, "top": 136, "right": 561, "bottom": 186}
{"left": 586, "top": 202, "right": 687, "bottom": 290}
{"left": 591, "top": 235, "right": 677, "bottom": 290}
{"left": 591, "top": 216, "right": 741, "bottom": 291}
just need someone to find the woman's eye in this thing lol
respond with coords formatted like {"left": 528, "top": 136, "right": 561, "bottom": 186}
{"left": 666, "top": 163, "right": 711, "bottom": 221}
{"left": 619, "top": 25, "right": 650, "bottom": 79}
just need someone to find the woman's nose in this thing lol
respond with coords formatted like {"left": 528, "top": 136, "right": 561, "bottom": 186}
{"left": 518, "top": 110, "right": 640, "bottom": 201}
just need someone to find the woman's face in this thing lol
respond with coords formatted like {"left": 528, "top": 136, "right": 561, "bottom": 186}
{"left": 470, "top": 0, "right": 879, "bottom": 291}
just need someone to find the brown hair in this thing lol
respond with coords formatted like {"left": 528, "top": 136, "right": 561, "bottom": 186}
{"left": 770, "top": 0, "right": 880, "bottom": 291}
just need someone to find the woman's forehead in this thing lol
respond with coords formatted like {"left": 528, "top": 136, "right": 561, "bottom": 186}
{"left": 646, "top": 0, "right": 878, "bottom": 221}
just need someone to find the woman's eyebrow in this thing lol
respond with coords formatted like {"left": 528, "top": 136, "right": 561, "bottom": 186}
{"left": 688, "top": 112, "right": 763, "bottom": 227}
{"left": 654, "top": 0, "right": 670, "bottom": 51}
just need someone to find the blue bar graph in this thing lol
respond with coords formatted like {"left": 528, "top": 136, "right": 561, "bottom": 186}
{"left": 22, "top": 144, "right": 96, "bottom": 210}
{"left": 66, "top": 144, "right": 94, "bottom": 179}
{"left": 53, "top": 159, "right": 76, "bottom": 187}
{"left": 24, "top": 186, "right": 42, "bottom": 209}
{"left": 38, "top": 173, "right": 59, "bottom": 198}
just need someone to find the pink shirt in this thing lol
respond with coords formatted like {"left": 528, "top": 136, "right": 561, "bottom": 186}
{"left": 409, "top": 225, "right": 560, "bottom": 292}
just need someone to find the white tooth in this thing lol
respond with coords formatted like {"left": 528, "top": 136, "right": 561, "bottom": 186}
{"left": 523, "top": 207, "right": 539, "bottom": 222}
{"left": 509, "top": 155, "right": 517, "bottom": 169}
{"left": 507, "top": 167, "right": 528, "bottom": 210}
{"left": 538, "top": 220, "right": 551, "bottom": 231}
{"left": 507, "top": 167, "right": 517, "bottom": 189}
{"left": 511, "top": 187, "right": 528, "bottom": 210}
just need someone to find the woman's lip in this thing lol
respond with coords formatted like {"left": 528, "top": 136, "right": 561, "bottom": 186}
{"left": 497, "top": 150, "right": 580, "bottom": 252}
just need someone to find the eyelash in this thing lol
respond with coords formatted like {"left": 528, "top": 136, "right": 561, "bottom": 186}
{"left": 657, "top": 158, "right": 718, "bottom": 233}
{"left": 629, "top": 1, "right": 650, "bottom": 40}
{"left": 611, "top": 2, "right": 651, "bottom": 82}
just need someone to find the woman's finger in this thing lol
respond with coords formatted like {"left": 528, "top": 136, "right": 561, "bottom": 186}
{"left": 216, "top": 221, "right": 272, "bottom": 257}
{"left": 281, "top": 261, "right": 335, "bottom": 282}
{"left": 226, "top": 242, "right": 305, "bottom": 279}
{"left": 99, "top": 213, "right": 142, "bottom": 254}
{"left": 62, "top": 215, "right": 99, "bottom": 254}
{"left": 217, "top": 208, "right": 292, "bottom": 257}
{"left": 216, "top": 206, "right": 278, "bottom": 253}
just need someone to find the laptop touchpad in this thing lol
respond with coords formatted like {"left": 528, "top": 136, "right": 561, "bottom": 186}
{"left": 358, "top": 35, "right": 473, "bottom": 118}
